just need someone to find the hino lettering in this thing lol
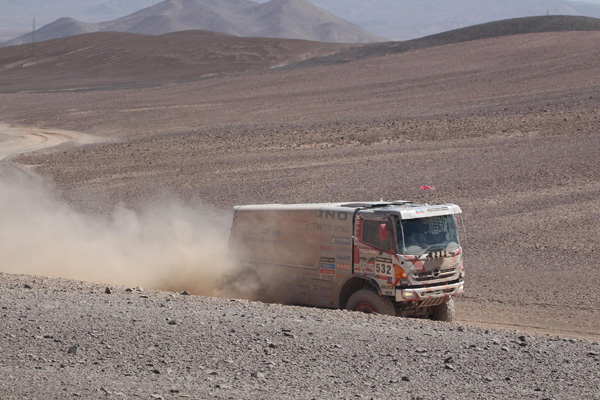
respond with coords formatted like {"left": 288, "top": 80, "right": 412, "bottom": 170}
{"left": 230, "top": 200, "right": 465, "bottom": 321}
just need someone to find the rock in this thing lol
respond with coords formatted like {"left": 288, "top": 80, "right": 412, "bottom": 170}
{"left": 444, "top": 356, "right": 454, "bottom": 364}
{"left": 152, "top": 369, "right": 160, "bottom": 374}
{"left": 415, "top": 347, "right": 427, "bottom": 353}
{"left": 135, "top": 286, "right": 144, "bottom": 292}
{"left": 501, "top": 345, "right": 510, "bottom": 352}
{"left": 104, "top": 287, "right": 112, "bottom": 294}
{"left": 24, "top": 284, "right": 33, "bottom": 289}
{"left": 251, "top": 371, "right": 265, "bottom": 379}
{"left": 215, "top": 384, "right": 232, "bottom": 389}
{"left": 180, "top": 290, "right": 190, "bottom": 296}
{"left": 445, "top": 364, "right": 456, "bottom": 371}
{"left": 401, "top": 376, "right": 410, "bottom": 382}
{"left": 67, "top": 345, "right": 78, "bottom": 355}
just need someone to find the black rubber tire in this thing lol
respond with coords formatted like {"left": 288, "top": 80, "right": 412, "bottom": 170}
{"left": 345, "top": 288, "right": 396, "bottom": 316}
{"left": 432, "top": 298, "right": 455, "bottom": 322}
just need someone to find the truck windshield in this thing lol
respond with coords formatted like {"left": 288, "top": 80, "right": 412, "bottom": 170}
{"left": 399, "top": 215, "right": 460, "bottom": 255}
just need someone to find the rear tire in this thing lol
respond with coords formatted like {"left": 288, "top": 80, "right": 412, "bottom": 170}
{"left": 431, "top": 298, "right": 455, "bottom": 322}
{"left": 345, "top": 288, "right": 396, "bottom": 316}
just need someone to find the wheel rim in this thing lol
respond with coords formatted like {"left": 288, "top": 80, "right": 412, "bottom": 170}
{"left": 355, "top": 302, "right": 377, "bottom": 313}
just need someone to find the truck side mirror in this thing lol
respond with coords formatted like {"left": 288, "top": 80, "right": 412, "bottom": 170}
{"left": 379, "top": 223, "right": 389, "bottom": 240}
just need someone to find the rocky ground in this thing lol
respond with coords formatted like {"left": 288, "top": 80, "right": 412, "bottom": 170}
{"left": 1, "top": 29, "right": 600, "bottom": 398}
{"left": 1, "top": 273, "right": 599, "bottom": 400}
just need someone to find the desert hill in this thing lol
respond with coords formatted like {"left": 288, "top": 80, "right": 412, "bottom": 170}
{"left": 1, "top": 0, "right": 383, "bottom": 47}
{"left": 1, "top": 28, "right": 599, "bottom": 341}
{"left": 0, "top": 17, "right": 600, "bottom": 398}
{"left": 290, "top": 15, "right": 600, "bottom": 68}
{"left": 3, "top": 15, "right": 599, "bottom": 93}
{"left": 0, "top": 30, "right": 347, "bottom": 93}
{"left": 310, "top": 0, "right": 600, "bottom": 40}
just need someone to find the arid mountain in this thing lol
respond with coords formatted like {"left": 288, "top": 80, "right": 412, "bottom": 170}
{"left": 1, "top": 0, "right": 383, "bottom": 47}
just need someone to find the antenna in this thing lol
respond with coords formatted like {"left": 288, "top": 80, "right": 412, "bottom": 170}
{"left": 32, "top": 17, "right": 36, "bottom": 43}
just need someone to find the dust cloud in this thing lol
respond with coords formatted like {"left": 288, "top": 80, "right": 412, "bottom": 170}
{"left": 0, "top": 167, "right": 244, "bottom": 297}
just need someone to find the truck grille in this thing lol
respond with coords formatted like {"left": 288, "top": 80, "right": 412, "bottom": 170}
{"left": 413, "top": 268, "right": 457, "bottom": 283}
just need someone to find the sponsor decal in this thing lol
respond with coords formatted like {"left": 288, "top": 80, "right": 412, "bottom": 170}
{"left": 331, "top": 236, "right": 352, "bottom": 246}
{"left": 337, "top": 254, "right": 352, "bottom": 262}
{"left": 367, "top": 257, "right": 376, "bottom": 269}
{"left": 320, "top": 268, "right": 335, "bottom": 275}
{"left": 311, "top": 210, "right": 350, "bottom": 221}
{"left": 337, "top": 263, "right": 351, "bottom": 271}
{"left": 361, "top": 248, "right": 380, "bottom": 256}
{"left": 376, "top": 257, "right": 393, "bottom": 263}
{"left": 295, "top": 221, "right": 309, "bottom": 230}
{"left": 376, "top": 275, "right": 389, "bottom": 281}
{"left": 333, "top": 246, "right": 351, "bottom": 254}
{"left": 416, "top": 209, "right": 425, "bottom": 214}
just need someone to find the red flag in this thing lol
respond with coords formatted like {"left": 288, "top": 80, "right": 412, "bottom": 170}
{"left": 420, "top": 185, "right": 435, "bottom": 190}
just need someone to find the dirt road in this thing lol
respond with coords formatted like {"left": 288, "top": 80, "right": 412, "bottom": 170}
{"left": 0, "top": 122, "right": 101, "bottom": 161}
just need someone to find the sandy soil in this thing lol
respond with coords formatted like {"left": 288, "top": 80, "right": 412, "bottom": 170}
{"left": 0, "top": 29, "right": 598, "bottom": 383}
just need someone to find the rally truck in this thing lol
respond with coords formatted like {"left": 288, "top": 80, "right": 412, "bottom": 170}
{"left": 229, "top": 201, "right": 465, "bottom": 321}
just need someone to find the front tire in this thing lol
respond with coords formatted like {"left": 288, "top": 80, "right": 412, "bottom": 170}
{"left": 345, "top": 288, "right": 396, "bottom": 316}
{"left": 431, "top": 298, "right": 455, "bottom": 322}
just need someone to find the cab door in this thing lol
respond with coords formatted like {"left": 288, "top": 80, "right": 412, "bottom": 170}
{"left": 354, "top": 214, "right": 397, "bottom": 287}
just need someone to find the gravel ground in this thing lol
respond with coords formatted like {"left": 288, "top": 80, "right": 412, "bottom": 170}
{"left": 0, "top": 31, "right": 599, "bottom": 398}
{"left": 1, "top": 273, "right": 599, "bottom": 400}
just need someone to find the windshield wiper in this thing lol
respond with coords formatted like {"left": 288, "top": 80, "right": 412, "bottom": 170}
{"left": 416, "top": 244, "right": 433, "bottom": 259}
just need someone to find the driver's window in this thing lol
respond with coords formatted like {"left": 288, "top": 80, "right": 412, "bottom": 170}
{"left": 362, "top": 218, "right": 393, "bottom": 252}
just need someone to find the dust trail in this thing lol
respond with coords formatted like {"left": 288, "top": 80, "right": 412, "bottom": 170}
{"left": 0, "top": 166, "right": 241, "bottom": 296}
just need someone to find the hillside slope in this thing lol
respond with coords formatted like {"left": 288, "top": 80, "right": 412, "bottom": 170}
{"left": 0, "top": 30, "right": 347, "bottom": 93}
{"left": 289, "top": 15, "right": 600, "bottom": 68}
{"left": 0, "top": 28, "right": 599, "bottom": 345}
{"left": 310, "top": 0, "right": 600, "bottom": 40}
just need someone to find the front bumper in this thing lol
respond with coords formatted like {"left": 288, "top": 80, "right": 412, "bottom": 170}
{"left": 396, "top": 280, "right": 464, "bottom": 302}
